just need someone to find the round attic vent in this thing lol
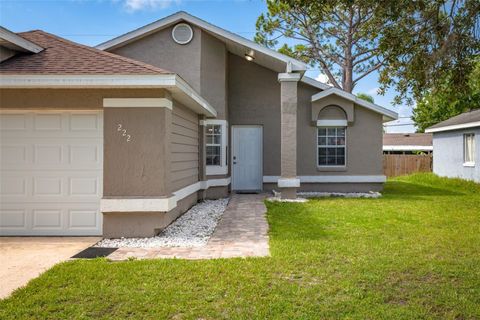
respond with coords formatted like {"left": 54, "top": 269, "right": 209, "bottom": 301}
{"left": 172, "top": 23, "right": 194, "bottom": 45}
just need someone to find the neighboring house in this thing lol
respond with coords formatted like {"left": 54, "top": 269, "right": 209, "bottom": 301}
{"left": 0, "top": 12, "right": 398, "bottom": 237}
{"left": 426, "top": 109, "right": 479, "bottom": 183}
{"left": 383, "top": 133, "right": 433, "bottom": 154}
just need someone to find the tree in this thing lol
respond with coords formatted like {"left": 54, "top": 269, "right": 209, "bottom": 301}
{"left": 255, "top": 0, "right": 387, "bottom": 93}
{"left": 377, "top": 0, "right": 480, "bottom": 106}
{"left": 256, "top": 0, "right": 479, "bottom": 129}
{"left": 356, "top": 93, "right": 374, "bottom": 103}
{"left": 413, "top": 59, "right": 480, "bottom": 132}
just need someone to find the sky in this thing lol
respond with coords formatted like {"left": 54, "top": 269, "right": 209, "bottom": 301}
{"left": 0, "top": 0, "right": 415, "bottom": 132}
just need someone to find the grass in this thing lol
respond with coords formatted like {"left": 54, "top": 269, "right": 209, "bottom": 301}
{"left": 1, "top": 173, "right": 479, "bottom": 319}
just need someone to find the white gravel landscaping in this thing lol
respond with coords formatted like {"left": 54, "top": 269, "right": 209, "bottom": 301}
{"left": 96, "top": 198, "right": 229, "bottom": 248}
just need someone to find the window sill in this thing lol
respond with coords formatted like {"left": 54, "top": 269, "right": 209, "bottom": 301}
{"left": 206, "top": 166, "right": 228, "bottom": 175}
{"left": 317, "top": 166, "right": 347, "bottom": 172}
{"left": 463, "top": 162, "right": 475, "bottom": 167}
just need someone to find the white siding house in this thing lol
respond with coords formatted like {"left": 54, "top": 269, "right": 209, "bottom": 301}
{"left": 426, "top": 109, "right": 480, "bottom": 182}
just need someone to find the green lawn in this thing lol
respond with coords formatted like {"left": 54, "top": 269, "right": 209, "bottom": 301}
{"left": 1, "top": 174, "right": 479, "bottom": 319}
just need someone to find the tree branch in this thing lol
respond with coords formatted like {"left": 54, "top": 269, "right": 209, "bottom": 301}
{"left": 352, "top": 61, "right": 383, "bottom": 85}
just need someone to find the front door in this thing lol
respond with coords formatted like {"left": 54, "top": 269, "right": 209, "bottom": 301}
{"left": 232, "top": 126, "right": 263, "bottom": 191}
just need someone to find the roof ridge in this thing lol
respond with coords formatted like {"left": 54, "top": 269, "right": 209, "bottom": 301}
{"left": 26, "top": 30, "right": 171, "bottom": 74}
{"left": 18, "top": 30, "right": 42, "bottom": 34}
{"left": 95, "top": 11, "right": 308, "bottom": 72}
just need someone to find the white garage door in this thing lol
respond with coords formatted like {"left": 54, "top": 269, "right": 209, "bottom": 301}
{"left": 0, "top": 111, "right": 103, "bottom": 236}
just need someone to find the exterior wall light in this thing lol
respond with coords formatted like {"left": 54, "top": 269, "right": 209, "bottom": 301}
{"left": 245, "top": 53, "right": 255, "bottom": 61}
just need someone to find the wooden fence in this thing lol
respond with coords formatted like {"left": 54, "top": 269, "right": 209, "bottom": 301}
{"left": 383, "top": 154, "right": 432, "bottom": 177}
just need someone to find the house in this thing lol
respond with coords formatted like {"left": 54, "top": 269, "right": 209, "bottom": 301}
{"left": 383, "top": 133, "right": 433, "bottom": 154}
{"left": 0, "top": 12, "right": 398, "bottom": 237}
{"left": 426, "top": 109, "right": 479, "bottom": 182}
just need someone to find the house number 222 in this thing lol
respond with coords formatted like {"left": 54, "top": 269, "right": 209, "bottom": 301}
{"left": 117, "top": 124, "right": 132, "bottom": 142}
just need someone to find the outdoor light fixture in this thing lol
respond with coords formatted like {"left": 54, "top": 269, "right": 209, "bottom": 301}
{"left": 245, "top": 50, "right": 255, "bottom": 61}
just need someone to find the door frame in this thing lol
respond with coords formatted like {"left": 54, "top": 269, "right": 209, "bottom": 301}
{"left": 231, "top": 125, "right": 263, "bottom": 191}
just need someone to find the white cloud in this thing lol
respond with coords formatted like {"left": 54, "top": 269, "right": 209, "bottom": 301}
{"left": 397, "top": 103, "right": 415, "bottom": 118}
{"left": 123, "top": 0, "right": 180, "bottom": 11}
{"left": 367, "top": 87, "right": 379, "bottom": 95}
{"left": 315, "top": 73, "right": 329, "bottom": 84}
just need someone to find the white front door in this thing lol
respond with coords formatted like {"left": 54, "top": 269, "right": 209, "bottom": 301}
{"left": 232, "top": 126, "right": 262, "bottom": 191}
{"left": 0, "top": 111, "right": 103, "bottom": 236}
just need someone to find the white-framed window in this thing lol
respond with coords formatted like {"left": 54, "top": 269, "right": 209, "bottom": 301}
{"left": 204, "top": 119, "right": 228, "bottom": 175}
{"left": 464, "top": 133, "right": 475, "bottom": 166}
{"left": 317, "top": 127, "right": 346, "bottom": 166}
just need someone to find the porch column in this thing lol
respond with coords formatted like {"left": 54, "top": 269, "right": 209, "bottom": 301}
{"left": 278, "top": 72, "right": 301, "bottom": 199}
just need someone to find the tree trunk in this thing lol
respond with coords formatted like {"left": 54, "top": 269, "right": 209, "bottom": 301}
{"left": 342, "top": 7, "right": 354, "bottom": 93}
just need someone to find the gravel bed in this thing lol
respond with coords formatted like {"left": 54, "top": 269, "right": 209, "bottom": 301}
{"left": 96, "top": 198, "right": 229, "bottom": 248}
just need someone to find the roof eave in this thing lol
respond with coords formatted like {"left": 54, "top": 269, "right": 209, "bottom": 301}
{"left": 0, "top": 27, "right": 44, "bottom": 53}
{"left": 300, "top": 76, "right": 331, "bottom": 90}
{"left": 383, "top": 145, "right": 433, "bottom": 151}
{"left": 311, "top": 87, "right": 398, "bottom": 121}
{"left": 95, "top": 11, "right": 308, "bottom": 72}
{"left": 425, "top": 121, "right": 480, "bottom": 133}
{"left": 0, "top": 74, "right": 217, "bottom": 117}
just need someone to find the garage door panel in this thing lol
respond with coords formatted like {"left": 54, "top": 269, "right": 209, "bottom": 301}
{"left": 34, "top": 145, "right": 64, "bottom": 165}
{"left": 70, "top": 113, "right": 100, "bottom": 131}
{"left": 0, "top": 141, "right": 102, "bottom": 170}
{"left": 69, "top": 144, "right": 102, "bottom": 166}
{"left": 0, "top": 176, "right": 27, "bottom": 196}
{"left": 34, "top": 113, "right": 64, "bottom": 131}
{"left": 1, "top": 202, "right": 102, "bottom": 235}
{"left": 32, "top": 209, "right": 63, "bottom": 229}
{"left": 0, "top": 209, "right": 27, "bottom": 229}
{"left": 0, "top": 111, "right": 102, "bottom": 138}
{"left": 70, "top": 177, "right": 99, "bottom": 196}
{"left": 1, "top": 145, "right": 28, "bottom": 165}
{"left": 69, "top": 209, "right": 99, "bottom": 229}
{"left": 1, "top": 174, "right": 102, "bottom": 201}
{"left": 33, "top": 177, "right": 63, "bottom": 196}
{"left": 0, "top": 113, "right": 28, "bottom": 131}
{"left": 0, "top": 111, "right": 103, "bottom": 236}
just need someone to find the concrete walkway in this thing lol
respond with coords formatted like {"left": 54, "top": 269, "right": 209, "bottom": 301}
{"left": 0, "top": 237, "right": 101, "bottom": 299}
{"left": 107, "top": 193, "right": 270, "bottom": 260}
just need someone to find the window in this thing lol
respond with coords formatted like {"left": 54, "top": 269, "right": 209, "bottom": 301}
{"left": 318, "top": 127, "right": 346, "bottom": 166}
{"left": 204, "top": 120, "right": 228, "bottom": 175}
{"left": 206, "top": 124, "right": 221, "bottom": 166}
{"left": 464, "top": 133, "right": 475, "bottom": 166}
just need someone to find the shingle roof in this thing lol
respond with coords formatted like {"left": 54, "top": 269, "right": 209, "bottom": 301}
{"left": 427, "top": 109, "right": 480, "bottom": 130}
{"left": 0, "top": 30, "right": 172, "bottom": 75}
{"left": 383, "top": 133, "right": 432, "bottom": 146}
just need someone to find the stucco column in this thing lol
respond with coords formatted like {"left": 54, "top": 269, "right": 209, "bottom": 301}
{"left": 278, "top": 72, "right": 301, "bottom": 199}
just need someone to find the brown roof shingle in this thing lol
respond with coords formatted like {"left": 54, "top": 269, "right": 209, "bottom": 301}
{"left": 0, "top": 30, "right": 172, "bottom": 75}
{"left": 427, "top": 109, "right": 480, "bottom": 130}
{"left": 383, "top": 133, "right": 432, "bottom": 146}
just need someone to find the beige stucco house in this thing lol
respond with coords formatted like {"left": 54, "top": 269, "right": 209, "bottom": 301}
{"left": 0, "top": 12, "right": 397, "bottom": 237}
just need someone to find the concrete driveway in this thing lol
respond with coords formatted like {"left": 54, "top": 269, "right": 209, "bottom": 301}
{"left": 0, "top": 237, "right": 100, "bottom": 299}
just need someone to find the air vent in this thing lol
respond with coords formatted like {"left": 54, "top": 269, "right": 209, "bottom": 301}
{"left": 172, "top": 23, "right": 194, "bottom": 45}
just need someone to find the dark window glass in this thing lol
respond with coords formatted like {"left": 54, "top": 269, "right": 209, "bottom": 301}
{"left": 206, "top": 125, "right": 222, "bottom": 166}
{"left": 317, "top": 127, "right": 346, "bottom": 167}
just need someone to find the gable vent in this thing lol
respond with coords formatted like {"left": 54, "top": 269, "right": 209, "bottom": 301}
{"left": 172, "top": 23, "right": 194, "bottom": 45}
